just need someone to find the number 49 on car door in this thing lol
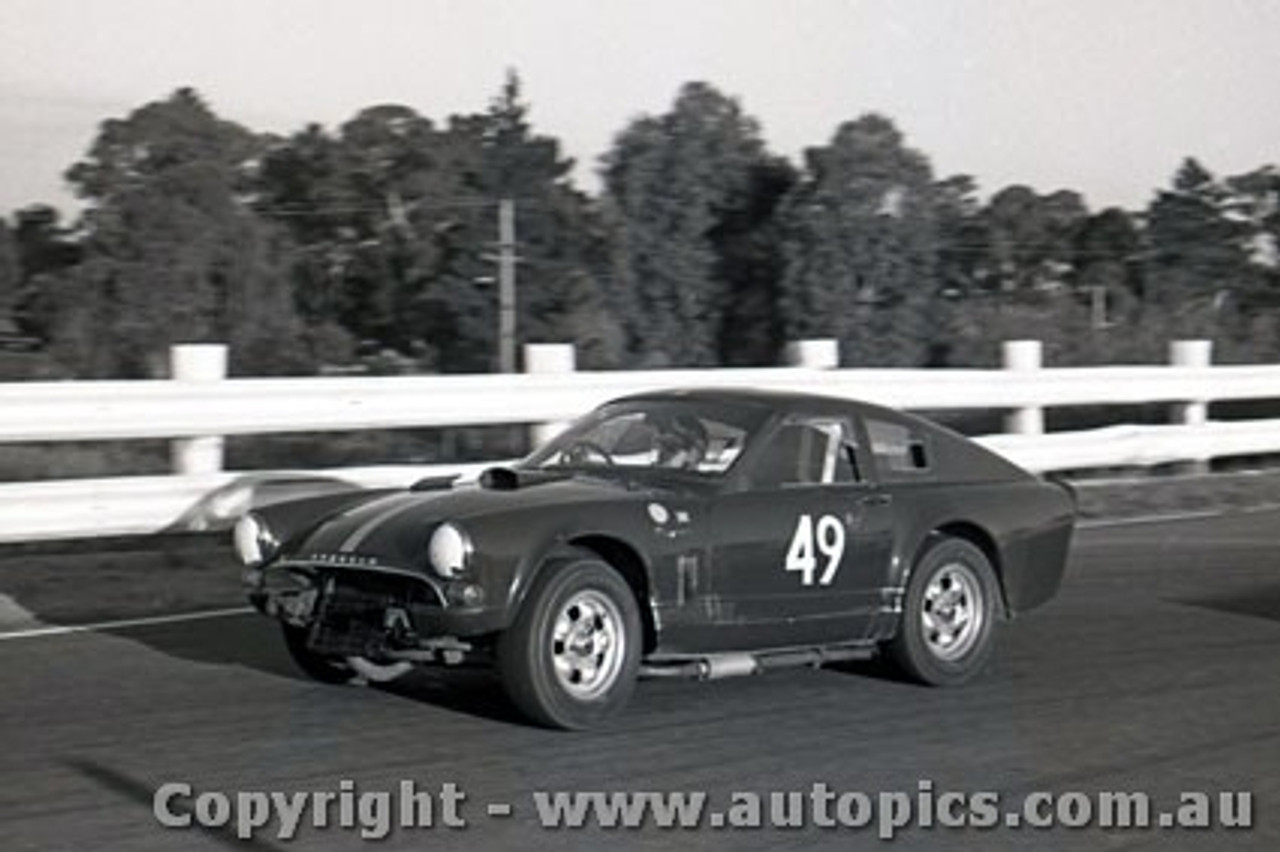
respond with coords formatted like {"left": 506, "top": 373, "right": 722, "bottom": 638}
{"left": 708, "top": 416, "right": 895, "bottom": 648}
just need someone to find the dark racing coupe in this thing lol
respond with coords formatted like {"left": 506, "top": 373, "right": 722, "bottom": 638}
{"left": 236, "top": 389, "right": 1074, "bottom": 729}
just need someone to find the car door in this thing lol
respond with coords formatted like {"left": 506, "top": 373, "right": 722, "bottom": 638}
{"left": 706, "top": 414, "right": 895, "bottom": 650}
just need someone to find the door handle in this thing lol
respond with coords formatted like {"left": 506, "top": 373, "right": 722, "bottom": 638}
{"left": 859, "top": 493, "right": 892, "bottom": 507}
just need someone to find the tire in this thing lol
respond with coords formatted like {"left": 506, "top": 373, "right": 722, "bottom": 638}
{"left": 886, "top": 536, "right": 1000, "bottom": 686}
{"left": 498, "top": 554, "right": 642, "bottom": 730}
{"left": 282, "top": 624, "right": 354, "bottom": 684}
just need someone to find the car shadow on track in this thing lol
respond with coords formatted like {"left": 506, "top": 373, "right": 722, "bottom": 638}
{"left": 63, "top": 756, "right": 288, "bottom": 852}
{"left": 106, "top": 614, "right": 304, "bottom": 681}
{"left": 1171, "top": 582, "right": 1280, "bottom": 625}
{"left": 107, "top": 614, "right": 530, "bottom": 726}
{"left": 378, "top": 669, "right": 527, "bottom": 725}
{"left": 103, "top": 614, "right": 919, "bottom": 727}
{"left": 824, "top": 655, "right": 919, "bottom": 684}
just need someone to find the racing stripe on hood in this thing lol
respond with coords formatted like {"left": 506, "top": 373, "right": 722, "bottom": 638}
{"left": 338, "top": 493, "right": 430, "bottom": 553}
{"left": 296, "top": 492, "right": 421, "bottom": 554}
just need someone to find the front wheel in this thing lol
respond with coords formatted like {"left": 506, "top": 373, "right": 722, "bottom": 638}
{"left": 886, "top": 537, "right": 1000, "bottom": 686}
{"left": 498, "top": 554, "right": 642, "bottom": 729}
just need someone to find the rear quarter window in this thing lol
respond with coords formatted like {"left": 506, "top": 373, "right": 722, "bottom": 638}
{"left": 865, "top": 417, "right": 931, "bottom": 480}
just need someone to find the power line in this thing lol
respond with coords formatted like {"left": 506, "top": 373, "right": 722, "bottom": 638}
{"left": 251, "top": 195, "right": 559, "bottom": 218}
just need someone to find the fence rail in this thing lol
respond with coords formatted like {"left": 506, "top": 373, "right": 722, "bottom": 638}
{"left": 1, "top": 339, "right": 1278, "bottom": 543}
{"left": 4, "top": 363, "right": 1280, "bottom": 442}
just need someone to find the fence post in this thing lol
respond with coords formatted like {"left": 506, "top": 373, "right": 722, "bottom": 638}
{"left": 170, "top": 344, "right": 228, "bottom": 475}
{"left": 1169, "top": 339, "right": 1212, "bottom": 426}
{"left": 1002, "top": 340, "right": 1044, "bottom": 435}
{"left": 1169, "top": 339, "right": 1212, "bottom": 474}
{"left": 784, "top": 338, "right": 840, "bottom": 369}
{"left": 524, "top": 343, "right": 576, "bottom": 447}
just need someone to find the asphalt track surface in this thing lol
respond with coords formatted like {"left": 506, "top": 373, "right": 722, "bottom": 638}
{"left": 2, "top": 510, "right": 1278, "bottom": 851}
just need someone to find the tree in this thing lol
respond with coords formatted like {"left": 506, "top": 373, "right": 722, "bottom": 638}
{"left": 1071, "top": 207, "right": 1143, "bottom": 328}
{"left": 602, "top": 82, "right": 771, "bottom": 366}
{"left": 0, "top": 219, "right": 17, "bottom": 315}
{"left": 932, "top": 175, "right": 986, "bottom": 298}
{"left": 13, "top": 205, "right": 81, "bottom": 279}
{"left": 709, "top": 157, "right": 797, "bottom": 365}
{"left": 1223, "top": 165, "right": 1280, "bottom": 302}
{"left": 980, "top": 185, "right": 1087, "bottom": 293}
{"left": 255, "top": 73, "right": 609, "bottom": 372}
{"left": 253, "top": 121, "right": 359, "bottom": 360}
{"left": 5, "top": 206, "right": 82, "bottom": 346}
{"left": 257, "top": 106, "right": 473, "bottom": 359}
{"left": 1214, "top": 165, "right": 1280, "bottom": 362}
{"left": 776, "top": 114, "right": 938, "bottom": 365}
{"left": 1145, "top": 158, "right": 1252, "bottom": 336}
{"left": 330, "top": 105, "right": 455, "bottom": 353}
{"left": 474, "top": 72, "right": 612, "bottom": 368}
{"left": 59, "top": 88, "right": 310, "bottom": 376}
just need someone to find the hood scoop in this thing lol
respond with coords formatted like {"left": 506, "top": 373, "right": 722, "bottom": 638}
{"left": 479, "top": 467, "right": 571, "bottom": 491}
{"left": 409, "top": 474, "right": 460, "bottom": 492}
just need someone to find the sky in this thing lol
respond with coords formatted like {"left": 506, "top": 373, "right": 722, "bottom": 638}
{"left": 1, "top": 0, "right": 1279, "bottom": 217}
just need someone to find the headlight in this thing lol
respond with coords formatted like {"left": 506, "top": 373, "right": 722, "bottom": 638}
{"left": 233, "top": 513, "right": 279, "bottom": 567}
{"left": 428, "top": 522, "right": 472, "bottom": 578}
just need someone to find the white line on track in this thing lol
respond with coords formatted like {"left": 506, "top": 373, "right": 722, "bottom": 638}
{"left": 1079, "top": 503, "right": 1280, "bottom": 529}
{"left": 0, "top": 606, "right": 254, "bottom": 642}
{"left": 1078, "top": 509, "right": 1226, "bottom": 529}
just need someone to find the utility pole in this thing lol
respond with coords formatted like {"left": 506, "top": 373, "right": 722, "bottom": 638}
{"left": 497, "top": 198, "right": 517, "bottom": 373}
{"left": 1089, "top": 284, "right": 1110, "bottom": 329}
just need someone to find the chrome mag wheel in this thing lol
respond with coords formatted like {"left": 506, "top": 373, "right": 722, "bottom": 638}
{"left": 885, "top": 536, "right": 999, "bottom": 687}
{"left": 921, "top": 561, "right": 986, "bottom": 662}
{"left": 550, "top": 589, "right": 627, "bottom": 700}
{"left": 498, "top": 555, "right": 642, "bottom": 729}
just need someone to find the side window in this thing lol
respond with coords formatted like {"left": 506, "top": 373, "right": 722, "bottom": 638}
{"left": 752, "top": 419, "right": 859, "bottom": 488}
{"left": 865, "top": 417, "right": 930, "bottom": 479}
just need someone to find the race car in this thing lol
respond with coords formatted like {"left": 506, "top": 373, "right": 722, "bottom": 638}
{"left": 235, "top": 389, "right": 1075, "bottom": 729}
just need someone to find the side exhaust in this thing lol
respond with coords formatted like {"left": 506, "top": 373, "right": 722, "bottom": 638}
{"left": 639, "top": 644, "right": 875, "bottom": 681}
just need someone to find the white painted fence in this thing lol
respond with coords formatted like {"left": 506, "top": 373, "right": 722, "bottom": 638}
{"left": 1, "top": 339, "right": 1278, "bottom": 543}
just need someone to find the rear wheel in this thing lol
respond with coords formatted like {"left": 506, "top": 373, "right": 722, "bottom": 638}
{"left": 886, "top": 537, "right": 999, "bottom": 686}
{"left": 498, "top": 554, "right": 641, "bottom": 729}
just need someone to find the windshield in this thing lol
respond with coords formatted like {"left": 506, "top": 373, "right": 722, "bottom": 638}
{"left": 524, "top": 400, "right": 764, "bottom": 476}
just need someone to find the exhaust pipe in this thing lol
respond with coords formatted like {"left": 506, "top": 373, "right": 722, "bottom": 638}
{"left": 700, "top": 653, "right": 759, "bottom": 679}
{"left": 639, "top": 653, "right": 758, "bottom": 680}
{"left": 638, "top": 644, "right": 875, "bottom": 681}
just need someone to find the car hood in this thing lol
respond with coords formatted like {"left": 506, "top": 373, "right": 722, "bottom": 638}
{"left": 286, "top": 470, "right": 656, "bottom": 567}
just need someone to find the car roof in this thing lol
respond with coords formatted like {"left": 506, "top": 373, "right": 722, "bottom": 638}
{"left": 610, "top": 386, "right": 902, "bottom": 420}
{"left": 606, "top": 387, "right": 1028, "bottom": 481}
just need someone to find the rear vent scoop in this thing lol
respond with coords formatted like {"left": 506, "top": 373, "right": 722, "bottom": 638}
{"left": 479, "top": 467, "right": 519, "bottom": 490}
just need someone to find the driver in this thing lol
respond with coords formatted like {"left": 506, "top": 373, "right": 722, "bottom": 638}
{"left": 653, "top": 412, "right": 708, "bottom": 470}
